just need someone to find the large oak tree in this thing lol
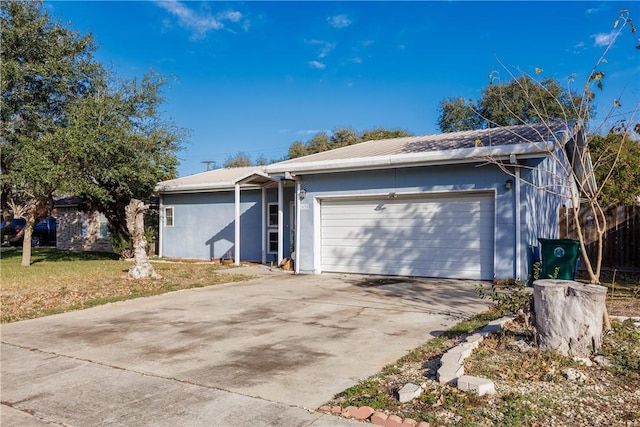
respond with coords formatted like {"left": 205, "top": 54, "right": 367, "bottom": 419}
{"left": 1, "top": 0, "right": 184, "bottom": 265}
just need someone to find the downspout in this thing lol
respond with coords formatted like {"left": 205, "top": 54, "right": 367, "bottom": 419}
{"left": 294, "top": 179, "right": 301, "bottom": 274}
{"left": 277, "top": 179, "right": 283, "bottom": 264}
{"left": 261, "top": 186, "right": 266, "bottom": 264}
{"left": 515, "top": 167, "right": 522, "bottom": 280}
{"left": 234, "top": 183, "right": 240, "bottom": 266}
{"left": 158, "top": 195, "right": 164, "bottom": 258}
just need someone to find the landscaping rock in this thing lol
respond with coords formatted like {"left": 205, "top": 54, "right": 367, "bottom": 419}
{"left": 440, "top": 351, "right": 465, "bottom": 365}
{"left": 594, "top": 355, "right": 612, "bottom": 367}
{"left": 482, "top": 317, "right": 511, "bottom": 333}
{"left": 457, "top": 375, "right": 496, "bottom": 396}
{"left": 385, "top": 414, "right": 404, "bottom": 427}
{"left": 465, "top": 333, "right": 485, "bottom": 349}
{"left": 371, "top": 412, "right": 388, "bottom": 425}
{"left": 398, "top": 382, "right": 423, "bottom": 402}
{"left": 353, "top": 406, "right": 375, "bottom": 420}
{"left": 564, "top": 368, "right": 587, "bottom": 382}
{"left": 573, "top": 356, "right": 593, "bottom": 367}
{"left": 506, "top": 339, "right": 534, "bottom": 353}
{"left": 343, "top": 406, "right": 358, "bottom": 418}
{"left": 437, "top": 363, "right": 464, "bottom": 384}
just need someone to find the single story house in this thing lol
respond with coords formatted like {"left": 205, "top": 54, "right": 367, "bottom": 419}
{"left": 156, "top": 122, "right": 587, "bottom": 281}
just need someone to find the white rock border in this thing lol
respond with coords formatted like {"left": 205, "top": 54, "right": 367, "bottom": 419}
{"left": 436, "top": 316, "right": 513, "bottom": 394}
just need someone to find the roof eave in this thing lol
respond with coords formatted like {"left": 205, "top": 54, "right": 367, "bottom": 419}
{"left": 266, "top": 142, "right": 554, "bottom": 175}
{"left": 155, "top": 182, "right": 264, "bottom": 194}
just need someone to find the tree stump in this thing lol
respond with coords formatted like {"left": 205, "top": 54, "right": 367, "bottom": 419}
{"left": 533, "top": 279, "right": 607, "bottom": 357}
{"left": 125, "top": 199, "right": 160, "bottom": 279}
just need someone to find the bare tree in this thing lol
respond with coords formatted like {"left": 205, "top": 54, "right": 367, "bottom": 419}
{"left": 478, "top": 9, "right": 638, "bottom": 286}
{"left": 473, "top": 11, "right": 637, "bottom": 343}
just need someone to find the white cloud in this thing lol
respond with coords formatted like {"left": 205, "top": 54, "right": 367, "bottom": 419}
{"left": 308, "top": 61, "right": 326, "bottom": 69}
{"left": 592, "top": 30, "right": 617, "bottom": 47}
{"left": 306, "top": 39, "right": 336, "bottom": 58}
{"left": 351, "top": 57, "right": 363, "bottom": 64}
{"left": 218, "top": 10, "right": 242, "bottom": 23}
{"left": 155, "top": 1, "right": 245, "bottom": 39}
{"left": 328, "top": 14, "right": 351, "bottom": 28}
{"left": 585, "top": 7, "right": 599, "bottom": 14}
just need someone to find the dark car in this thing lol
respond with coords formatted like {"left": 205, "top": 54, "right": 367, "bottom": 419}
{"left": 1, "top": 217, "right": 27, "bottom": 246}
{"left": 33, "top": 216, "right": 57, "bottom": 246}
{"left": 0, "top": 216, "right": 57, "bottom": 246}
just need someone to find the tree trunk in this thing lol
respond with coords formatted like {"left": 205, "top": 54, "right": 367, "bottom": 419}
{"left": 20, "top": 224, "right": 33, "bottom": 267}
{"left": 125, "top": 199, "right": 159, "bottom": 279}
{"left": 20, "top": 208, "right": 37, "bottom": 267}
{"left": 533, "top": 279, "right": 607, "bottom": 357}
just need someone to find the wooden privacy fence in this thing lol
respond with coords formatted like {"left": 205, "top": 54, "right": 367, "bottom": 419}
{"left": 559, "top": 205, "right": 640, "bottom": 271}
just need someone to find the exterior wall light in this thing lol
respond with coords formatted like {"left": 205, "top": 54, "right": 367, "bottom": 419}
{"left": 505, "top": 179, "right": 514, "bottom": 190}
{"left": 299, "top": 189, "right": 307, "bottom": 200}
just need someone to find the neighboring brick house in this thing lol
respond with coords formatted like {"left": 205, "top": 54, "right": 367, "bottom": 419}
{"left": 55, "top": 197, "right": 112, "bottom": 252}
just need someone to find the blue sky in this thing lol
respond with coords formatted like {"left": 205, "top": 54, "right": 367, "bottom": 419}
{"left": 46, "top": 1, "right": 639, "bottom": 177}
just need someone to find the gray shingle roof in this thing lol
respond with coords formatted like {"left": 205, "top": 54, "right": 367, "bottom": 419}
{"left": 272, "top": 122, "right": 567, "bottom": 167}
{"left": 156, "top": 166, "right": 267, "bottom": 193}
{"left": 157, "top": 122, "right": 572, "bottom": 192}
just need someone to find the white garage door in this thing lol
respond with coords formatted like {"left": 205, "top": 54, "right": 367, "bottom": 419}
{"left": 321, "top": 193, "right": 495, "bottom": 280}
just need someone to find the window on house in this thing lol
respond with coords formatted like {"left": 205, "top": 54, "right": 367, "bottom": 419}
{"left": 98, "top": 214, "right": 109, "bottom": 239}
{"left": 80, "top": 220, "right": 88, "bottom": 238}
{"left": 268, "top": 230, "right": 278, "bottom": 253}
{"left": 268, "top": 203, "right": 278, "bottom": 227}
{"left": 164, "top": 207, "right": 174, "bottom": 227}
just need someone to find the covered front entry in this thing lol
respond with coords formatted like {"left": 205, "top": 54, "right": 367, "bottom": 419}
{"left": 320, "top": 192, "right": 495, "bottom": 280}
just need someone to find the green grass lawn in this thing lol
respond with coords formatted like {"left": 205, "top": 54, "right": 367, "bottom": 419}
{"left": 0, "top": 247, "right": 252, "bottom": 323}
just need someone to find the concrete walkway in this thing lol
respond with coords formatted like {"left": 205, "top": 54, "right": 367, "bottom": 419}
{"left": 1, "top": 265, "right": 489, "bottom": 426}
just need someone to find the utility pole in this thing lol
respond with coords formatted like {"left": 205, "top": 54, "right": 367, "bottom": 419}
{"left": 201, "top": 160, "right": 216, "bottom": 172}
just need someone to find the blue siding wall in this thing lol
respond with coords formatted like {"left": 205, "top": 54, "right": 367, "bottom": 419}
{"left": 160, "top": 187, "right": 294, "bottom": 261}
{"left": 521, "top": 152, "right": 572, "bottom": 276}
{"left": 161, "top": 191, "right": 262, "bottom": 260}
{"left": 296, "top": 163, "right": 519, "bottom": 279}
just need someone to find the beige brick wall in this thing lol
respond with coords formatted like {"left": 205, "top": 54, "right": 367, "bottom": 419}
{"left": 57, "top": 207, "right": 113, "bottom": 252}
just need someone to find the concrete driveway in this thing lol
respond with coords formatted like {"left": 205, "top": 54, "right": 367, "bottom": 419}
{"left": 1, "top": 265, "right": 489, "bottom": 426}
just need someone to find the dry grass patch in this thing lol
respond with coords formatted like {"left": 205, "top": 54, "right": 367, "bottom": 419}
{"left": 1, "top": 247, "right": 252, "bottom": 323}
{"left": 593, "top": 270, "right": 640, "bottom": 317}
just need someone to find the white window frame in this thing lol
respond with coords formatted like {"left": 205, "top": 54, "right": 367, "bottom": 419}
{"left": 268, "top": 230, "right": 278, "bottom": 254}
{"left": 268, "top": 203, "right": 278, "bottom": 227}
{"left": 267, "top": 203, "right": 279, "bottom": 254}
{"left": 164, "top": 206, "right": 174, "bottom": 227}
{"left": 98, "top": 213, "right": 109, "bottom": 239}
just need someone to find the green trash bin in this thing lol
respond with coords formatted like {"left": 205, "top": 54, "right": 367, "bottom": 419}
{"left": 537, "top": 238, "right": 581, "bottom": 280}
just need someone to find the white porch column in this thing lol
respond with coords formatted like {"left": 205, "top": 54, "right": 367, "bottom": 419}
{"left": 277, "top": 179, "right": 283, "bottom": 264}
{"left": 158, "top": 195, "right": 164, "bottom": 258}
{"left": 294, "top": 180, "right": 301, "bottom": 274}
{"left": 261, "top": 186, "right": 267, "bottom": 264}
{"left": 515, "top": 167, "right": 521, "bottom": 280}
{"left": 234, "top": 182, "right": 240, "bottom": 266}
